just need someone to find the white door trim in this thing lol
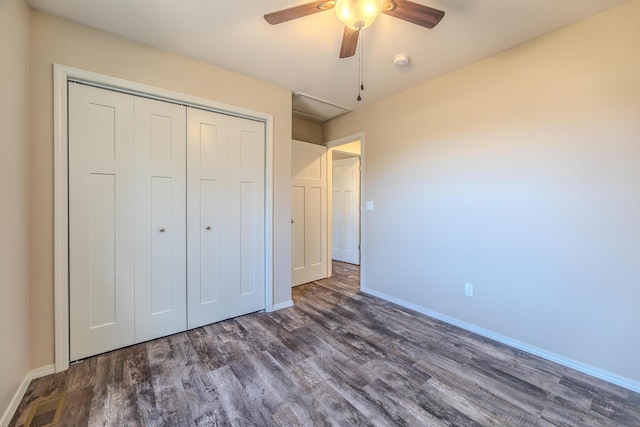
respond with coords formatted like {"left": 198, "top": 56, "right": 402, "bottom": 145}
{"left": 53, "top": 64, "right": 275, "bottom": 372}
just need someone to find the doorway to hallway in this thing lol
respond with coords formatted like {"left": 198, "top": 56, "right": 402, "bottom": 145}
{"left": 328, "top": 138, "right": 361, "bottom": 274}
{"left": 331, "top": 155, "right": 360, "bottom": 265}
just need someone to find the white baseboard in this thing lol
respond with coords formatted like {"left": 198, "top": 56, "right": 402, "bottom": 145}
{"left": 361, "top": 286, "right": 640, "bottom": 394}
{"left": 270, "top": 300, "right": 294, "bottom": 311}
{"left": 0, "top": 374, "right": 30, "bottom": 427}
{"left": 31, "top": 364, "right": 56, "bottom": 380}
{"left": 0, "top": 365, "right": 55, "bottom": 427}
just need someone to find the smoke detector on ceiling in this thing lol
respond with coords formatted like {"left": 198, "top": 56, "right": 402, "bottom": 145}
{"left": 393, "top": 54, "right": 410, "bottom": 67}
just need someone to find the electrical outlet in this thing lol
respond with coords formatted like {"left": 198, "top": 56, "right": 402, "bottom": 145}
{"left": 465, "top": 283, "right": 474, "bottom": 297}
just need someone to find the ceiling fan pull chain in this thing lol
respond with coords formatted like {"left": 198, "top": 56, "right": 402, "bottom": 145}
{"left": 361, "top": 28, "right": 365, "bottom": 91}
{"left": 357, "top": 29, "right": 364, "bottom": 101}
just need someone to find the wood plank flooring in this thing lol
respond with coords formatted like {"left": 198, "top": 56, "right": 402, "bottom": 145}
{"left": 10, "top": 261, "right": 640, "bottom": 426}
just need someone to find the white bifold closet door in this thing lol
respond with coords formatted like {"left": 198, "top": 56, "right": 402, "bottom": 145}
{"left": 69, "top": 83, "right": 187, "bottom": 360}
{"left": 133, "top": 97, "right": 187, "bottom": 343}
{"left": 69, "top": 83, "right": 265, "bottom": 360}
{"left": 69, "top": 83, "right": 137, "bottom": 360}
{"left": 187, "top": 108, "right": 265, "bottom": 329}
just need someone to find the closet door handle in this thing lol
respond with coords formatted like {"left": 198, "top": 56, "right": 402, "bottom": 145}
{"left": 159, "top": 227, "right": 166, "bottom": 233}
{"left": 206, "top": 226, "right": 212, "bottom": 230}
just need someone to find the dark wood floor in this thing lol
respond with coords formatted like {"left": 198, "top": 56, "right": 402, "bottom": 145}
{"left": 10, "top": 261, "right": 640, "bottom": 426}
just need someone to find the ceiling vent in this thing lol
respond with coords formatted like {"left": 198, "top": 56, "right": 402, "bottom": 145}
{"left": 292, "top": 92, "right": 351, "bottom": 123}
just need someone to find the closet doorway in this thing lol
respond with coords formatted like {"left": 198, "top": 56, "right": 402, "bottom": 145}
{"left": 55, "top": 66, "right": 274, "bottom": 369}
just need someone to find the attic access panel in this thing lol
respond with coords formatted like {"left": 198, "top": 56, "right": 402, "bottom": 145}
{"left": 292, "top": 92, "right": 351, "bottom": 123}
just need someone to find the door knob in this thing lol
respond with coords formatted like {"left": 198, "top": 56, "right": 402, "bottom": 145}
{"left": 159, "top": 227, "right": 166, "bottom": 233}
{"left": 206, "top": 226, "right": 212, "bottom": 230}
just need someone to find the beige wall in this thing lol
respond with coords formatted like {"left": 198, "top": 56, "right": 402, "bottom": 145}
{"left": 292, "top": 115, "right": 323, "bottom": 145}
{"left": 29, "top": 11, "right": 292, "bottom": 368}
{"left": 0, "top": 0, "right": 31, "bottom": 415}
{"left": 325, "top": 0, "right": 640, "bottom": 385}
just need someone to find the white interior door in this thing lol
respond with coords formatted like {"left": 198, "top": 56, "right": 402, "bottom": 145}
{"left": 69, "top": 83, "right": 136, "bottom": 360}
{"left": 332, "top": 157, "right": 360, "bottom": 264}
{"left": 134, "top": 97, "right": 187, "bottom": 342}
{"left": 187, "top": 108, "right": 265, "bottom": 328}
{"left": 292, "top": 140, "right": 327, "bottom": 286}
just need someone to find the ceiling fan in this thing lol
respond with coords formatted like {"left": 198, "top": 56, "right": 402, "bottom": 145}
{"left": 264, "top": 0, "right": 445, "bottom": 58}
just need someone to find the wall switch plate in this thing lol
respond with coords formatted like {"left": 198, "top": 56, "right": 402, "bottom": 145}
{"left": 365, "top": 201, "right": 374, "bottom": 211}
{"left": 465, "top": 283, "right": 474, "bottom": 297}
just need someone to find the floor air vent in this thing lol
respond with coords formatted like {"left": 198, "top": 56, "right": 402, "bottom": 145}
{"left": 24, "top": 393, "right": 65, "bottom": 427}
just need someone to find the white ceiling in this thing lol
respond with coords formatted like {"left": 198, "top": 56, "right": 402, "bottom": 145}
{"left": 27, "top": 0, "right": 629, "bottom": 118}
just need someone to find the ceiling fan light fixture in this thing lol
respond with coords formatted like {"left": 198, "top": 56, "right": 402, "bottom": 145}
{"left": 335, "top": 0, "right": 384, "bottom": 30}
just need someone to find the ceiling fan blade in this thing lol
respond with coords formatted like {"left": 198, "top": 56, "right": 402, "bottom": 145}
{"left": 339, "top": 27, "right": 359, "bottom": 58}
{"left": 264, "top": 1, "right": 335, "bottom": 25}
{"left": 382, "top": 0, "right": 445, "bottom": 29}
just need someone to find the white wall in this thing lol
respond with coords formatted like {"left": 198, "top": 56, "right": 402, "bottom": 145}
{"left": 0, "top": 0, "right": 31, "bottom": 417}
{"left": 29, "top": 11, "right": 292, "bottom": 368}
{"left": 325, "top": 0, "right": 640, "bottom": 387}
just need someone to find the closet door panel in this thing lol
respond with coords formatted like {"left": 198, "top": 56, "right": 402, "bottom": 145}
{"left": 232, "top": 118, "right": 265, "bottom": 308}
{"left": 150, "top": 176, "right": 173, "bottom": 312}
{"left": 69, "top": 83, "right": 135, "bottom": 360}
{"left": 88, "top": 175, "right": 117, "bottom": 325}
{"left": 187, "top": 108, "right": 229, "bottom": 328}
{"left": 134, "top": 97, "right": 187, "bottom": 342}
{"left": 199, "top": 179, "right": 219, "bottom": 304}
{"left": 240, "top": 181, "right": 258, "bottom": 295}
{"left": 187, "top": 109, "right": 265, "bottom": 328}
